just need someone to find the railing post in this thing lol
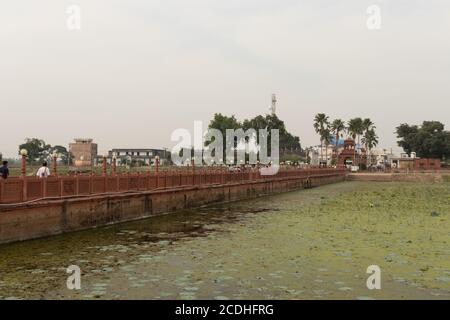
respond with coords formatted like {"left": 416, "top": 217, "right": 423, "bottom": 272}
{"left": 102, "top": 156, "right": 107, "bottom": 176}
{"left": 191, "top": 158, "right": 195, "bottom": 186}
{"left": 155, "top": 156, "right": 159, "bottom": 188}
{"left": 112, "top": 157, "right": 117, "bottom": 175}
{"left": 76, "top": 175, "right": 80, "bottom": 195}
{"left": 21, "top": 153, "right": 27, "bottom": 177}
{"left": 22, "top": 177, "right": 27, "bottom": 202}
{"left": 18, "top": 151, "right": 28, "bottom": 202}
{"left": 136, "top": 171, "right": 140, "bottom": 191}
{"left": 43, "top": 177, "right": 47, "bottom": 198}
{"left": 52, "top": 154, "right": 58, "bottom": 177}
{"left": 0, "top": 178, "right": 3, "bottom": 203}
{"left": 60, "top": 177, "right": 64, "bottom": 197}
{"left": 146, "top": 170, "right": 150, "bottom": 190}
{"left": 164, "top": 171, "right": 167, "bottom": 189}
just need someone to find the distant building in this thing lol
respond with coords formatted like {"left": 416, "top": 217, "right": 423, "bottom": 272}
{"left": 69, "top": 138, "right": 98, "bottom": 167}
{"left": 101, "top": 148, "right": 169, "bottom": 166}
{"left": 391, "top": 152, "right": 441, "bottom": 171}
{"left": 308, "top": 144, "right": 335, "bottom": 166}
{"left": 368, "top": 148, "right": 394, "bottom": 167}
{"left": 308, "top": 148, "right": 319, "bottom": 166}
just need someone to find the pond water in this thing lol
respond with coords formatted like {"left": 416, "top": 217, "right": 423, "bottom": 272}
{"left": 0, "top": 181, "right": 449, "bottom": 300}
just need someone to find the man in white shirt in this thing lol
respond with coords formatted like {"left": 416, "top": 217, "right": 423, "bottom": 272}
{"left": 36, "top": 162, "right": 50, "bottom": 178}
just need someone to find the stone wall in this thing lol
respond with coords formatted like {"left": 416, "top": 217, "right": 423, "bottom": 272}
{"left": 0, "top": 173, "right": 345, "bottom": 244}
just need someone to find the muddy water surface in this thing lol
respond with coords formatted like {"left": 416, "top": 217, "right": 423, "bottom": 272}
{"left": 0, "top": 181, "right": 449, "bottom": 300}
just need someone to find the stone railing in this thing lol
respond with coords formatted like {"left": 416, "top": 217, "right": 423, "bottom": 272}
{"left": 0, "top": 168, "right": 346, "bottom": 205}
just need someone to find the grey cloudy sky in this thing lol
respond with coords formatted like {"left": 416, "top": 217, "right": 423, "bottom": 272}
{"left": 1, "top": 0, "right": 449, "bottom": 158}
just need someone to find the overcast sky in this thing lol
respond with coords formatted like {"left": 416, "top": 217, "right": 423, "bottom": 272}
{"left": 1, "top": 0, "right": 449, "bottom": 158}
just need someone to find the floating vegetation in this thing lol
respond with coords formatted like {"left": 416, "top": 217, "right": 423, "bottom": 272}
{"left": 0, "top": 181, "right": 449, "bottom": 299}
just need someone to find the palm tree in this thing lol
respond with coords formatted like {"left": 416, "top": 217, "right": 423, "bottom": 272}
{"left": 330, "top": 119, "right": 346, "bottom": 165}
{"left": 362, "top": 128, "right": 379, "bottom": 168}
{"left": 362, "top": 118, "right": 374, "bottom": 131}
{"left": 362, "top": 118, "right": 376, "bottom": 167}
{"left": 347, "top": 118, "right": 363, "bottom": 165}
{"left": 313, "top": 113, "right": 329, "bottom": 166}
{"left": 321, "top": 128, "right": 333, "bottom": 167}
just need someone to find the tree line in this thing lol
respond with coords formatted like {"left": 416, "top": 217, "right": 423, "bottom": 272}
{"left": 18, "top": 138, "right": 72, "bottom": 164}
{"left": 313, "top": 115, "right": 449, "bottom": 165}
{"left": 396, "top": 121, "right": 449, "bottom": 160}
{"left": 208, "top": 113, "right": 302, "bottom": 162}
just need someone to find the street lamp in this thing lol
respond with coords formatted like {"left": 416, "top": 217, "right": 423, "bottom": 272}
{"left": 20, "top": 149, "right": 28, "bottom": 177}
{"left": 102, "top": 154, "right": 108, "bottom": 176}
{"left": 154, "top": 155, "right": 160, "bottom": 174}
{"left": 190, "top": 156, "right": 196, "bottom": 175}
{"left": 112, "top": 156, "right": 117, "bottom": 175}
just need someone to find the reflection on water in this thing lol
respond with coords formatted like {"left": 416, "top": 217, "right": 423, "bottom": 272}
{"left": 0, "top": 181, "right": 449, "bottom": 300}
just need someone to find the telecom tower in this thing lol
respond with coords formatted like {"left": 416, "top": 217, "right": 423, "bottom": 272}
{"left": 270, "top": 94, "right": 277, "bottom": 115}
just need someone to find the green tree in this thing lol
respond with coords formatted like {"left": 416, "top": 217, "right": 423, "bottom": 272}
{"left": 330, "top": 119, "right": 346, "bottom": 163}
{"left": 361, "top": 118, "right": 376, "bottom": 167}
{"left": 209, "top": 113, "right": 301, "bottom": 162}
{"left": 50, "top": 145, "right": 72, "bottom": 165}
{"left": 264, "top": 114, "right": 301, "bottom": 153}
{"left": 396, "top": 121, "right": 450, "bottom": 159}
{"left": 362, "top": 128, "right": 379, "bottom": 167}
{"left": 208, "top": 113, "right": 242, "bottom": 161}
{"left": 320, "top": 127, "right": 333, "bottom": 166}
{"left": 313, "top": 113, "right": 329, "bottom": 165}
{"left": 209, "top": 113, "right": 242, "bottom": 135}
{"left": 19, "top": 138, "right": 51, "bottom": 164}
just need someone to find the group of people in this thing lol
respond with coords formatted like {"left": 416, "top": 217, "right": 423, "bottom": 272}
{"left": 0, "top": 161, "right": 51, "bottom": 179}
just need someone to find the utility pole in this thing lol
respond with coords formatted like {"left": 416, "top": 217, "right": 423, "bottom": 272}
{"left": 270, "top": 94, "right": 277, "bottom": 115}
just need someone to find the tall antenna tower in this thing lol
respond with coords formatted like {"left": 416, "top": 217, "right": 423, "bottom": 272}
{"left": 270, "top": 93, "right": 277, "bottom": 115}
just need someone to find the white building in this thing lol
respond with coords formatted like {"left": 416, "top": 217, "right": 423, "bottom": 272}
{"left": 308, "top": 144, "right": 334, "bottom": 166}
